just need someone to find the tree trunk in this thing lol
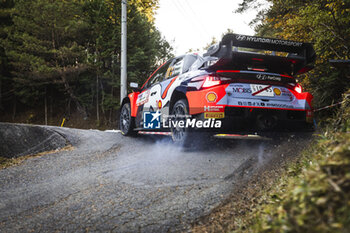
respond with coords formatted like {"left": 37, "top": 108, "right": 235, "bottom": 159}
{"left": 12, "top": 96, "right": 16, "bottom": 121}
{"left": 100, "top": 80, "right": 105, "bottom": 114}
{"left": 0, "top": 77, "right": 2, "bottom": 110}
{"left": 60, "top": 73, "right": 88, "bottom": 119}
{"left": 96, "top": 75, "right": 99, "bottom": 123}
{"left": 50, "top": 93, "right": 53, "bottom": 124}
{"left": 100, "top": 78, "right": 106, "bottom": 122}
{"left": 109, "top": 87, "right": 113, "bottom": 124}
{"left": 68, "top": 98, "right": 71, "bottom": 117}
{"left": 45, "top": 87, "right": 47, "bottom": 125}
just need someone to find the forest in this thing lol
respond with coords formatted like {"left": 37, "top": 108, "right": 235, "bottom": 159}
{"left": 0, "top": 0, "right": 172, "bottom": 128}
{"left": 0, "top": 0, "right": 349, "bottom": 126}
{"left": 237, "top": 0, "right": 349, "bottom": 113}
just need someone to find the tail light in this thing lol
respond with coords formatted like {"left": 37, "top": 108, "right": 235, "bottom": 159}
{"left": 294, "top": 83, "right": 303, "bottom": 93}
{"left": 288, "top": 83, "right": 303, "bottom": 93}
{"left": 202, "top": 75, "right": 222, "bottom": 88}
{"left": 189, "top": 74, "right": 230, "bottom": 90}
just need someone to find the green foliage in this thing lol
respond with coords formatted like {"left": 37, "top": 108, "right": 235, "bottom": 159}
{"left": 235, "top": 90, "right": 350, "bottom": 233}
{"left": 237, "top": 0, "right": 350, "bottom": 109}
{"left": 203, "top": 37, "right": 218, "bottom": 51}
{"left": 232, "top": 2, "right": 350, "bottom": 229}
{"left": 0, "top": 0, "right": 172, "bottom": 123}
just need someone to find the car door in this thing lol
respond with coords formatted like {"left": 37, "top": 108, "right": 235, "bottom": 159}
{"left": 142, "top": 60, "right": 173, "bottom": 113}
{"left": 157, "top": 56, "right": 185, "bottom": 115}
{"left": 135, "top": 60, "right": 172, "bottom": 128}
{"left": 136, "top": 57, "right": 186, "bottom": 128}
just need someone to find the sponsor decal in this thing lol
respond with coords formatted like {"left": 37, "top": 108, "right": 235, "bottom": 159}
{"left": 204, "top": 112, "right": 225, "bottom": 119}
{"left": 274, "top": 88, "right": 281, "bottom": 96}
{"left": 235, "top": 35, "right": 303, "bottom": 47}
{"left": 232, "top": 87, "right": 252, "bottom": 94}
{"left": 157, "top": 100, "right": 162, "bottom": 109}
{"left": 266, "top": 103, "right": 294, "bottom": 108}
{"left": 136, "top": 90, "right": 150, "bottom": 106}
{"left": 225, "top": 83, "right": 300, "bottom": 108}
{"left": 143, "top": 111, "right": 161, "bottom": 129}
{"left": 204, "top": 105, "right": 224, "bottom": 112}
{"left": 280, "top": 88, "right": 293, "bottom": 98}
{"left": 281, "top": 88, "right": 289, "bottom": 93}
{"left": 236, "top": 35, "right": 246, "bottom": 41}
{"left": 236, "top": 100, "right": 298, "bottom": 109}
{"left": 256, "top": 74, "right": 282, "bottom": 82}
{"left": 251, "top": 84, "right": 273, "bottom": 97}
{"left": 238, "top": 101, "right": 265, "bottom": 107}
{"left": 206, "top": 92, "right": 217, "bottom": 103}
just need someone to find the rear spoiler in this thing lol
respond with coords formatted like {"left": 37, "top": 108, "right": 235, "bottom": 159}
{"left": 204, "top": 34, "right": 316, "bottom": 75}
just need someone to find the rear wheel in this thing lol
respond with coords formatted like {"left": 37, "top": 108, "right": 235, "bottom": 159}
{"left": 171, "top": 99, "right": 191, "bottom": 144}
{"left": 120, "top": 102, "right": 136, "bottom": 136}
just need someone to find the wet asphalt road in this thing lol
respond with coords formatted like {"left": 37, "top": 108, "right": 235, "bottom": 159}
{"left": 0, "top": 126, "right": 311, "bottom": 232}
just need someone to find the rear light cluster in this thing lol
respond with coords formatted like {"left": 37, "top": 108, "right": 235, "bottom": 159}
{"left": 288, "top": 83, "right": 303, "bottom": 93}
{"left": 294, "top": 83, "right": 303, "bottom": 93}
{"left": 202, "top": 76, "right": 222, "bottom": 88}
{"left": 190, "top": 75, "right": 230, "bottom": 89}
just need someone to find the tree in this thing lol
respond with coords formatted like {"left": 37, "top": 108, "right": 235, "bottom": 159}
{"left": 0, "top": 0, "right": 173, "bottom": 125}
{"left": 2, "top": 0, "right": 90, "bottom": 118}
{"left": 0, "top": 0, "right": 14, "bottom": 111}
{"left": 236, "top": 0, "right": 350, "bottom": 108}
{"left": 82, "top": 0, "right": 172, "bottom": 123}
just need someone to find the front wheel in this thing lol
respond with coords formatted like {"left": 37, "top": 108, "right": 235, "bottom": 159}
{"left": 120, "top": 102, "right": 136, "bottom": 136}
{"left": 170, "top": 99, "right": 191, "bottom": 145}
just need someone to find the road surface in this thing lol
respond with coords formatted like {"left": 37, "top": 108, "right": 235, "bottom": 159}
{"left": 0, "top": 125, "right": 311, "bottom": 232}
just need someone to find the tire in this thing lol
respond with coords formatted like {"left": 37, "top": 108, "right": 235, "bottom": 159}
{"left": 120, "top": 102, "right": 136, "bottom": 136}
{"left": 170, "top": 99, "right": 191, "bottom": 145}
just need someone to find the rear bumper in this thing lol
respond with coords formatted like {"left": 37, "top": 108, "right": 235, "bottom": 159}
{"left": 185, "top": 82, "right": 314, "bottom": 132}
{"left": 186, "top": 83, "right": 313, "bottom": 114}
{"left": 194, "top": 107, "right": 314, "bottom": 132}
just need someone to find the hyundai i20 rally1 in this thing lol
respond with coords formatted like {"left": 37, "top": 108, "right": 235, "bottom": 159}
{"left": 119, "top": 34, "right": 316, "bottom": 143}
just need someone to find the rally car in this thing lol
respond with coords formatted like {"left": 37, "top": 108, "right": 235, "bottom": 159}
{"left": 119, "top": 34, "right": 316, "bottom": 142}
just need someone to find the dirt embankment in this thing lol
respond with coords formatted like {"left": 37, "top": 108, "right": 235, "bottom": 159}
{"left": 0, "top": 123, "right": 67, "bottom": 158}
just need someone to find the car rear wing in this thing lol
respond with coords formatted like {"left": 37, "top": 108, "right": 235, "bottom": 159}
{"left": 204, "top": 34, "right": 316, "bottom": 75}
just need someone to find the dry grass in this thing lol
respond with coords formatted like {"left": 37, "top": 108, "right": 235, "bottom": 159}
{"left": 0, "top": 145, "right": 74, "bottom": 169}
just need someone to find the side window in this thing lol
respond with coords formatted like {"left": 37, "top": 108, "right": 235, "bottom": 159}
{"left": 146, "top": 60, "right": 172, "bottom": 88}
{"left": 165, "top": 57, "right": 184, "bottom": 79}
{"left": 182, "top": 55, "right": 198, "bottom": 73}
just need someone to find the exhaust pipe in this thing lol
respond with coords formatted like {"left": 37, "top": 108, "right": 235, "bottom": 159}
{"left": 256, "top": 114, "right": 277, "bottom": 130}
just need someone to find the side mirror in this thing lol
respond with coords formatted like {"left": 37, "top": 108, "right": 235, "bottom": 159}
{"left": 130, "top": 82, "right": 140, "bottom": 92}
